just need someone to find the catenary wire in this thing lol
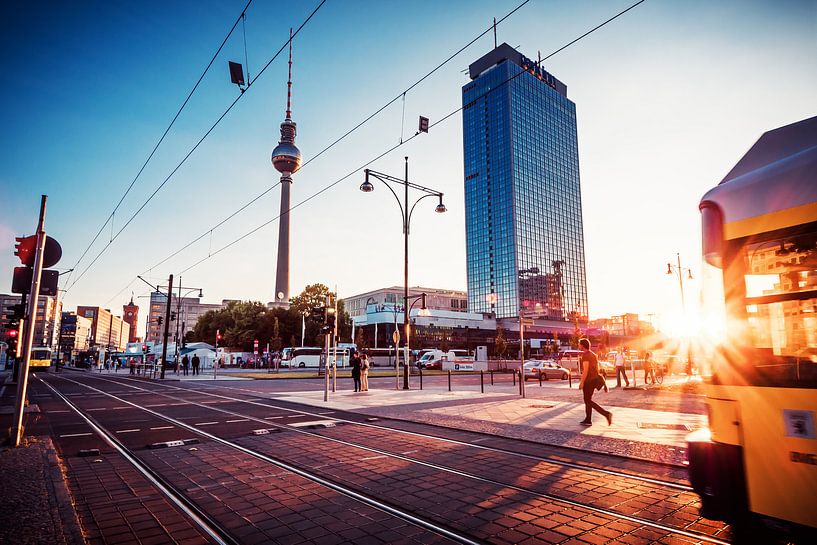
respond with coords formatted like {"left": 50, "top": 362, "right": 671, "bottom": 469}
{"left": 63, "top": 0, "right": 327, "bottom": 294}
{"left": 100, "top": 0, "right": 531, "bottom": 300}
{"left": 176, "top": 0, "right": 648, "bottom": 275}
{"left": 65, "top": 0, "right": 254, "bottom": 287}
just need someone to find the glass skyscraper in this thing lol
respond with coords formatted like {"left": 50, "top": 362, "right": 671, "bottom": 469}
{"left": 462, "top": 43, "right": 588, "bottom": 321}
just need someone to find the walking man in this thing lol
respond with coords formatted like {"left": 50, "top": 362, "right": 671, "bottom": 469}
{"left": 579, "top": 338, "right": 612, "bottom": 427}
{"left": 182, "top": 354, "right": 190, "bottom": 376}
{"left": 191, "top": 353, "right": 200, "bottom": 376}
{"left": 615, "top": 347, "right": 630, "bottom": 388}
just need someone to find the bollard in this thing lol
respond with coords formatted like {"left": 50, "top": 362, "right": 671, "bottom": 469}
{"left": 512, "top": 369, "right": 516, "bottom": 386}
{"left": 518, "top": 370, "right": 523, "bottom": 396}
{"left": 480, "top": 371, "right": 484, "bottom": 393}
{"left": 538, "top": 372, "right": 542, "bottom": 387}
{"left": 419, "top": 368, "right": 423, "bottom": 390}
{"left": 490, "top": 370, "right": 494, "bottom": 385}
{"left": 448, "top": 370, "right": 452, "bottom": 392}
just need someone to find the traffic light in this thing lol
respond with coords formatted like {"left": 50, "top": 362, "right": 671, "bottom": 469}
{"left": 14, "top": 236, "right": 36, "bottom": 265}
{"left": 311, "top": 306, "right": 325, "bottom": 321}
{"left": 7, "top": 321, "right": 20, "bottom": 357}
{"left": 156, "top": 316, "right": 163, "bottom": 326}
{"left": 9, "top": 304, "right": 25, "bottom": 319}
{"left": 321, "top": 307, "right": 336, "bottom": 335}
{"left": 216, "top": 329, "right": 223, "bottom": 342}
{"left": 419, "top": 115, "right": 430, "bottom": 133}
{"left": 170, "top": 311, "right": 177, "bottom": 321}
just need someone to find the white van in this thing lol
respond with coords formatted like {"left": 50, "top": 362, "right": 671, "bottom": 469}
{"left": 417, "top": 349, "right": 472, "bottom": 370}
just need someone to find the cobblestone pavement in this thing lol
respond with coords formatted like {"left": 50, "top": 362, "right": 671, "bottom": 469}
{"left": 0, "top": 436, "right": 84, "bottom": 545}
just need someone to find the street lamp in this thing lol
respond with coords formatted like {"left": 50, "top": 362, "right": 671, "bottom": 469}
{"left": 666, "top": 253, "right": 694, "bottom": 312}
{"left": 360, "top": 157, "right": 446, "bottom": 389}
{"left": 173, "top": 276, "right": 203, "bottom": 372}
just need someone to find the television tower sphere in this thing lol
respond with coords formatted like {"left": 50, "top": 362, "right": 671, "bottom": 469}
{"left": 272, "top": 119, "right": 302, "bottom": 174}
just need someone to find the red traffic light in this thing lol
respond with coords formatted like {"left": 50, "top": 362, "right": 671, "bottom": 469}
{"left": 13, "top": 235, "right": 63, "bottom": 268}
{"left": 7, "top": 329, "right": 18, "bottom": 338}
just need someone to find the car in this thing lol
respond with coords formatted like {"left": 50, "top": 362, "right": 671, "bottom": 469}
{"left": 598, "top": 359, "right": 615, "bottom": 377}
{"left": 523, "top": 360, "right": 570, "bottom": 380}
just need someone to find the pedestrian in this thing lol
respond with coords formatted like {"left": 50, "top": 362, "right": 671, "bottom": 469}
{"left": 182, "top": 354, "right": 190, "bottom": 376}
{"left": 643, "top": 351, "right": 656, "bottom": 385}
{"left": 578, "top": 338, "right": 612, "bottom": 427}
{"left": 191, "top": 354, "right": 200, "bottom": 376}
{"left": 129, "top": 357, "right": 136, "bottom": 375}
{"left": 360, "top": 352, "right": 370, "bottom": 392}
{"left": 615, "top": 347, "right": 630, "bottom": 387}
{"left": 350, "top": 350, "right": 362, "bottom": 392}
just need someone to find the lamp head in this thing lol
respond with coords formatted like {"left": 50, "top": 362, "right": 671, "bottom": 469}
{"left": 687, "top": 270, "right": 694, "bottom": 280}
{"left": 198, "top": 289, "right": 204, "bottom": 298}
{"left": 360, "top": 170, "right": 374, "bottom": 193}
{"left": 666, "top": 263, "right": 673, "bottom": 275}
{"left": 435, "top": 196, "right": 447, "bottom": 213}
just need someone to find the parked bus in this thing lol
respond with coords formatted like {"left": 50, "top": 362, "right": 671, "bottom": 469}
{"left": 286, "top": 347, "right": 350, "bottom": 368}
{"left": 686, "top": 117, "right": 817, "bottom": 542}
{"left": 30, "top": 346, "right": 52, "bottom": 372}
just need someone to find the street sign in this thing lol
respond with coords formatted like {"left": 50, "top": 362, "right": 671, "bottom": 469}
{"left": 12, "top": 267, "right": 59, "bottom": 296}
{"left": 392, "top": 330, "right": 400, "bottom": 344}
{"left": 253, "top": 339, "right": 259, "bottom": 355}
{"left": 14, "top": 235, "right": 62, "bottom": 268}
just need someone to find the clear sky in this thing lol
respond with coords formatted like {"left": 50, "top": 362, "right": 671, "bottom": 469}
{"left": 1, "top": 0, "right": 815, "bottom": 339}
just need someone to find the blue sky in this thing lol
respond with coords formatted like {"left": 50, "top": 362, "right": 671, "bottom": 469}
{"left": 1, "top": 0, "right": 815, "bottom": 337}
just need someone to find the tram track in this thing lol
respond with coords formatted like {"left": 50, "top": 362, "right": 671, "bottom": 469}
{"left": 37, "top": 374, "right": 485, "bottom": 545}
{"left": 45, "top": 373, "right": 731, "bottom": 545}
{"left": 118, "top": 374, "right": 693, "bottom": 490}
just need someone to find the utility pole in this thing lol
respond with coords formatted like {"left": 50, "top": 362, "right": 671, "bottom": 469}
{"left": 12, "top": 195, "right": 47, "bottom": 447}
{"left": 160, "top": 274, "right": 173, "bottom": 380}
{"left": 324, "top": 294, "right": 331, "bottom": 402}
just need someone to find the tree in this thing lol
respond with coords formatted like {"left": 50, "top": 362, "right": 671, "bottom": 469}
{"left": 495, "top": 326, "right": 507, "bottom": 359}
{"left": 270, "top": 317, "right": 282, "bottom": 353}
{"left": 355, "top": 326, "right": 367, "bottom": 350}
{"left": 289, "top": 283, "right": 332, "bottom": 315}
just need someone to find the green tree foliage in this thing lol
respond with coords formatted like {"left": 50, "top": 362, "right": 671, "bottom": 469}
{"left": 495, "top": 326, "right": 507, "bottom": 358}
{"left": 188, "top": 284, "right": 351, "bottom": 351}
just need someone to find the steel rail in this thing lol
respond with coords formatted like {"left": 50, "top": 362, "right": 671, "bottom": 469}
{"left": 122, "top": 375, "right": 693, "bottom": 491}
{"left": 43, "top": 374, "right": 484, "bottom": 545}
{"left": 66, "top": 374, "right": 728, "bottom": 545}
{"left": 37, "top": 375, "right": 237, "bottom": 545}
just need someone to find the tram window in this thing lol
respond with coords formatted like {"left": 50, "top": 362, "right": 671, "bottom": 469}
{"left": 737, "top": 227, "right": 817, "bottom": 385}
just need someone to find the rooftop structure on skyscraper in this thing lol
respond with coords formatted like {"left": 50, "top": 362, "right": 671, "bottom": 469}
{"left": 462, "top": 43, "right": 588, "bottom": 323}
{"left": 271, "top": 29, "right": 302, "bottom": 309}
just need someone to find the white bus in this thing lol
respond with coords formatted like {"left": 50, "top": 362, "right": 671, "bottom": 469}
{"left": 286, "top": 347, "right": 350, "bottom": 368}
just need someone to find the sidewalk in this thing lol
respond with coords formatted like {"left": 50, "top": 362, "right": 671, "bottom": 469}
{"left": 263, "top": 385, "right": 703, "bottom": 465}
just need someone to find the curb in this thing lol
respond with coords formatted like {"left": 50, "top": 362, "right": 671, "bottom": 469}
{"left": 43, "top": 436, "right": 86, "bottom": 545}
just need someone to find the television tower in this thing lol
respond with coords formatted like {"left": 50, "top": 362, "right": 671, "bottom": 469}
{"left": 271, "top": 29, "right": 302, "bottom": 308}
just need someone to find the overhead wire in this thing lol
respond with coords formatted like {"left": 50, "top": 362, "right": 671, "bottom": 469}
{"left": 177, "top": 0, "right": 648, "bottom": 276}
{"left": 100, "top": 0, "right": 532, "bottom": 301}
{"left": 66, "top": 0, "right": 254, "bottom": 287}
{"left": 64, "top": 0, "right": 327, "bottom": 294}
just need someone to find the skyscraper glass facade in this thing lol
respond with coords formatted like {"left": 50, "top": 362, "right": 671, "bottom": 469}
{"left": 462, "top": 44, "right": 588, "bottom": 320}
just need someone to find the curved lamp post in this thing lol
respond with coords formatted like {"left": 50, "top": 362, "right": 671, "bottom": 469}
{"left": 360, "top": 157, "right": 446, "bottom": 389}
{"left": 666, "top": 253, "right": 693, "bottom": 313}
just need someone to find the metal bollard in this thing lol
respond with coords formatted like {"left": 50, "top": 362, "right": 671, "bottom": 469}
{"left": 490, "top": 370, "right": 494, "bottom": 385}
{"left": 419, "top": 368, "right": 423, "bottom": 390}
{"left": 448, "top": 370, "right": 452, "bottom": 392}
{"left": 518, "top": 370, "right": 523, "bottom": 396}
{"left": 512, "top": 370, "right": 516, "bottom": 386}
{"left": 480, "top": 371, "right": 484, "bottom": 393}
{"left": 538, "top": 372, "right": 542, "bottom": 387}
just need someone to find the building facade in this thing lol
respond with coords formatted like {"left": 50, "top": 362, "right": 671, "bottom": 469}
{"left": 76, "top": 306, "right": 130, "bottom": 352}
{"left": 57, "top": 312, "right": 92, "bottom": 361}
{"left": 344, "top": 286, "right": 468, "bottom": 319}
{"left": 122, "top": 297, "right": 139, "bottom": 343}
{"left": 0, "top": 293, "right": 62, "bottom": 349}
{"left": 462, "top": 43, "right": 588, "bottom": 321}
{"left": 145, "top": 292, "right": 231, "bottom": 344}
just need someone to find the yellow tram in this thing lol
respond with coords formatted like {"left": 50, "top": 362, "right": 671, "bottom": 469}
{"left": 687, "top": 116, "right": 817, "bottom": 542}
{"left": 29, "top": 346, "right": 52, "bottom": 372}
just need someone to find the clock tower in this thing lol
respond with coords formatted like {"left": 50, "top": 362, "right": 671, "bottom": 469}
{"left": 123, "top": 296, "right": 139, "bottom": 343}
